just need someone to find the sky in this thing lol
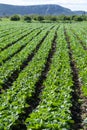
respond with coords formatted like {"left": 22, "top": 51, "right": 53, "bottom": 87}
{"left": 0, "top": 0, "right": 87, "bottom": 11}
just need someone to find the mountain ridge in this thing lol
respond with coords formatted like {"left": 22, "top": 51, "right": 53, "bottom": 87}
{"left": 0, "top": 3, "right": 86, "bottom": 16}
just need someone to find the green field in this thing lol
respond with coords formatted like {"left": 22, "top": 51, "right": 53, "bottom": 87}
{"left": 0, "top": 21, "right": 87, "bottom": 130}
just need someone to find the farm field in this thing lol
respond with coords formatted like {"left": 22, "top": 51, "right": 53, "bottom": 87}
{"left": 0, "top": 21, "right": 87, "bottom": 130}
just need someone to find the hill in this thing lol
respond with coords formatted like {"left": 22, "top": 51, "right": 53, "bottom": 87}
{"left": 0, "top": 4, "right": 86, "bottom": 16}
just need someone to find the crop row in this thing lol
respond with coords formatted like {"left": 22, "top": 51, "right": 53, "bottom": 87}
{"left": 0, "top": 27, "right": 43, "bottom": 65}
{"left": 0, "top": 23, "right": 53, "bottom": 51}
{"left": 0, "top": 22, "right": 33, "bottom": 40}
{"left": 0, "top": 27, "right": 35, "bottom": 51}
{"left": 1, "top": 22, "right": 86, "bottom": 129}
{"left": 0, "top": 26, "right": 58, "bottom": 130}
{"left": 0, "top": 25, "right": 53, "bottom": 91}
{"left": 0, "top": 22, "right": 32, "bottom": 34}
{"left": 65, "top": 25, "right": 87, "bottom": 96}
{"left": 0, "top": 27, "right": 20, "bottom": 38}
{"left": 70, "top": 27, "right": 87, "bottom": 49}
{"left": 0, "top": 23, "right": 21, "bottom": 35}
{"left": 24, "top": 25, "right": 73, "bottom": 129}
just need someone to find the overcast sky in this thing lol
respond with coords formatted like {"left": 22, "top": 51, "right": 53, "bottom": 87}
{"left": 0, "top": 0, "right": 87, "bottom": 11}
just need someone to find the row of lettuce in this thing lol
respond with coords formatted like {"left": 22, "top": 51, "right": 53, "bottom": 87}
{"left": 0, "top": 26, "right": 58, "bottom": 129}
{"left": 0, "top": 25, "right": 52, "bottom": 90}
{"left": 25, "top": 23, "right": 87, "bottom": 129}
{"left": 25, "top": 25, "right": 74, "bottom": 129}
{"left": 65, "top": 24, "right": 87, "bottom": 96}
{"left": 0, "top": 24, "right": 74, "bottom": 129}
{"left": 0, "top": 22, "right": 87, "bottom": 129}
{"left": 0, "top": 27, "right": 43, "bottom": 65}
{"left": 69, "top": 22, "right": 87, "bottom": 48}
{"left": 0, "top": 23, "right": 43, "bottom": 51}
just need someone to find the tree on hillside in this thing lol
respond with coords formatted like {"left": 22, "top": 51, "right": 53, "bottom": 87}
{"left": 24, "top": 15, "right": 31, "bottom": 22}
{"left": 73, "top": 16, "right": 83, "bottom": 21}
{"left": 37, "top": 16, "right": 44, "bottom": 21}
{"left": 50, "top": 16, "right": 57, "bottom": 21}
{"left": 10, "top": 14, "right": 21, "bottom": 21}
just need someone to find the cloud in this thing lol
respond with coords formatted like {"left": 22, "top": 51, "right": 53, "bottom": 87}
{"left": 1, "top": 0, "right": 87, "bottom": 5}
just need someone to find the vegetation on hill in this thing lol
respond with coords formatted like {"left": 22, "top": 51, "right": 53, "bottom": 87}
{"left": 0, "top": 4, "right": 87, "bottom": 16}
{"left": 10, "top": 14, "right": 21, "bottom": 21}
{"left": 8, "top": 14, "right": 87, "bottom": 22}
